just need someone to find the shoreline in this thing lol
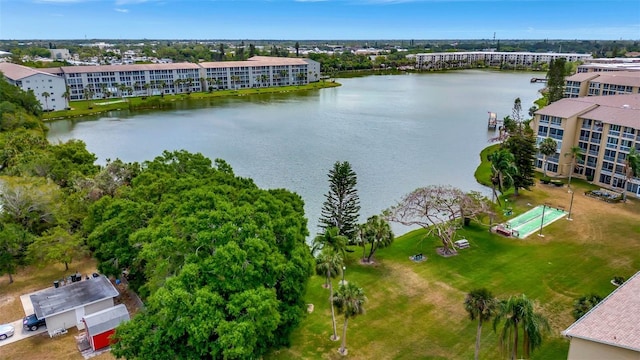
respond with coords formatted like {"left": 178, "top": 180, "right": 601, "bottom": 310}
{"left": 42, "top": 81, "right": 341, "bottom": 121}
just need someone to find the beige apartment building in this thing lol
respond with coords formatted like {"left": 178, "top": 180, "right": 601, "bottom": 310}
{"left": 562, "top": 271, "right": 640, "bottom": 360}
{"left": 564, "top": 71, "right": 640, "bottom": 98}
{"left": 531, "top": 94, "right": 640, "bottom": 198}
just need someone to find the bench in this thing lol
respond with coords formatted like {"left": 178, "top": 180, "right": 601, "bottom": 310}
{"left": 454, "top": 240, "right": 470, "bottom": 249}
{"left": 495, "top": 227, "right": 512, "bottom": 236}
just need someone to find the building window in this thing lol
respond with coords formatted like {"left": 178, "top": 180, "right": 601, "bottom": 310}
{"left": 599, "top": 174, "right": 612, "bottom": 184}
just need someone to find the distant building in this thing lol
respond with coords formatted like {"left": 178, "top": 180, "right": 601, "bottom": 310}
{"left": 37, "top": 56, "right": 320, "bottom": 101}
{"left": 415, "top": 51, "right": 592, "bottom": 70}
{"left": 0, "top": 62, "right": 68, "bottom": 111}
{"left": 562, "top": 271, "right": 640, "bottom": 360}
{"left": 50, "top": 49, "right": 71, "bottom": 61}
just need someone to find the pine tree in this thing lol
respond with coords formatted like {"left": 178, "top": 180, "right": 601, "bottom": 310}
{"left": 547, "top": 58, "right": 567, "bottom": 103}
{"left": 319, "top": 161, "right": 361, "bottom": 241}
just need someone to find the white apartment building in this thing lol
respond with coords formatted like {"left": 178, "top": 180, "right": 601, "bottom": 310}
{"left": 34, "top": 56, "right": 321, "bottom": 101}
{"left": 0, "top": 62, "right": 69, "bottom": 111}
{"left": 415, "top": 51, "right": 592, "bottom": 70}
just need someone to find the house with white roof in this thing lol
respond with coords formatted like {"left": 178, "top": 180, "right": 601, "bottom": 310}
{"left": 562, "top": 271, "right": 640, "bottom": 360}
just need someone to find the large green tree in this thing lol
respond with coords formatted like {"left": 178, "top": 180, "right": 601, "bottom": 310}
{"left": 319, "top": 161, "right": 361, "bottom": 241}
{"left": 0, "top": 222, "right": 33, "bottom": 283}
{"left": 547, "top": 58, "right": 567, "bottom": 103}
{"left": 27, "top": 225, "right": 85, "bottom": 270}
{"left": 464, "top": 288, "right": 497, "bottom": 360}
{"left": 333, "top": 282, "right": 367, "bottom": 356}
{"left": 493, "top": 294, "right": 550, "bottom": 360}
{"left": 89, "top": 151, "right": 314, "bottom": 359}
{"left": 503, "top": 125, "right": 537, "bottom": 196}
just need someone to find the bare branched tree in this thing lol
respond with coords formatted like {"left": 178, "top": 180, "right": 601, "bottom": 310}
{"left": 385, "top": 185, "right": 491, "bottom": 255}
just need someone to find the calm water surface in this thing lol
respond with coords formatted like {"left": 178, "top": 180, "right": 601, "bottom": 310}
{"left": 48, "top": 71, "right": 544, "bottom": 236}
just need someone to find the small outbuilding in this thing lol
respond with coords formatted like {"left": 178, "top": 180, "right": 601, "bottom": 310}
{"left": 82, "top": 304, "right": 130, "bottom": 351}
{"left": 30, "top": 275, "right": 119, "bottom": 337}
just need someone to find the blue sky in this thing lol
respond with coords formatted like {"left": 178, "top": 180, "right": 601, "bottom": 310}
{"left": 1, "top": 0, "right": 639, "bottom": 40}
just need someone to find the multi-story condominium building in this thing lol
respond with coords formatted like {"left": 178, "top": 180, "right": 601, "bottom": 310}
{"left": 564, "top": 71, "right": 640, "bottom": 98}
{"left": 531, "top": 94, "right": 640, "bottom": 198}
{"left": 2, "top": 56, "right": 320, "bottom": 104}
{"left": 576, "top": 58, "right": 640, "bottom": 73}
{"left": 0, "top": 62, "right": 69, "bottom": 111}
{"left": 415, "top": 52, "right": 592, "bottom": 70}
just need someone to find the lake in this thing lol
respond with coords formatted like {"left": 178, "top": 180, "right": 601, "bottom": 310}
{"left": 47, "top": 70, "right": 544, "bottom": 237}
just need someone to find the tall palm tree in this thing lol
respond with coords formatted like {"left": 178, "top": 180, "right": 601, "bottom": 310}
{"left": 493, "top": 294, "right": 550, "bottom": 360}
{"left": 623, "top": 147, "right": 640, "bottom": 202}
{"left": 312, "top": 226, "right": 348, "bottom": 258}
{"left": 539, "top": 137, "right": 557, "bottom": 177}
{"left": 333, "top": 282, "right": 366, "bottom": 356}
{"left": 315, "top": 248, "right": 344, "bottom": 341}
{"left": 41, "top": 91, "right": 50, "bottom": 111}
{"left": 61, "top": 86, "right": 71, "bottom": 106}
{"left": 488, "top": 149, "right": 517, "bottom": 206}
{"left": 360, "top": 215, "right": 394, "bottom": 263}
{"left": 564, "top": 146, "right": 584, "bottom": 189}
{"left": 464, "top": 288, "right": 497, "bottom": 360}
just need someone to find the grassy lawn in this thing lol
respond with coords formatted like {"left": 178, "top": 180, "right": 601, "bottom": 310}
{"left": 42, "top": 81, "right": 340, "bottom": 121}
{"left": 2, "top": 146, "right": 638, "bottom": 360}
{"left": 267, "top": 163, "right": 640, "bottom": 359}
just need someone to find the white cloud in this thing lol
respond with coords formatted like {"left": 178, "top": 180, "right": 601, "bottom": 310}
{"left": 115, "top": 7, "right": 129, "bottom": 12}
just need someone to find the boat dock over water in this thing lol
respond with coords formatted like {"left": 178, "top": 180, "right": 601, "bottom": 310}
{"left": 487, "top": 111, "right": 499, "bottom": 130}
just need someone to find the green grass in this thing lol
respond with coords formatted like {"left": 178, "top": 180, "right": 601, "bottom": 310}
{"left": 42, "top": 81, "right": 341, "bottom": 121}
{"left": 266, "top": 145, "right": 640, "bottom": 360}
{"left": 474, "top": 143, "right": 500, "bottom": 188}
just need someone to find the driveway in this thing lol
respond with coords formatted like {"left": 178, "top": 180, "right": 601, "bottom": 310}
{"left": 0, "top": 319, "right": 47, "bottom": 347}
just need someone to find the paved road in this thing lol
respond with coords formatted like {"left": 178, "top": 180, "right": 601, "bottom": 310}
{"left": 0, "top": 319, "right": 47, "bottom": 347}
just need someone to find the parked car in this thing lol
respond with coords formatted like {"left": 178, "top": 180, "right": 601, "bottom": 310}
{"left": 23, "top": 314, "right": 46, "bottom": 331}
{"left": 0, "top": 323, "right": 15, "bottom": 340}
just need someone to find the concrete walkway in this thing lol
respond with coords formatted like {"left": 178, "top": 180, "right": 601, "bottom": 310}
{"left": 0, "top": 286, "right": 55, "bottom": 347}
{"left": 0, "top": 319, "right": 47, "bottom": 347}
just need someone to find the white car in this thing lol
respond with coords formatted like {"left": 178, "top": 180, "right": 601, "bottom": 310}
{"left": 0, "top": 323, "right": 15, "bottom": 340}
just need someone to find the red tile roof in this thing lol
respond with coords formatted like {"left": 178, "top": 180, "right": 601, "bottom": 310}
{"left": 536, "top": 94, "right": 640, "bottom": 128}
{"left": 563, "top": 271, "right": 640, "bottom": 352}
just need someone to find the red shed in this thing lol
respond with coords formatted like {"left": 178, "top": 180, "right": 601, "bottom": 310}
{"left": 82, "top": 304, "right": 130, "bottom": 351}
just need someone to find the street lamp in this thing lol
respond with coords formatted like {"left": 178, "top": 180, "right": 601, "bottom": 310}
{"left": 341, "top": 266, "right": 346, "bottom": 286}
{"left": 538, "top": 204, "right": 547, "bottom": 237}
{"left": 567, "top": 190, "right": 575, "bottom": 221}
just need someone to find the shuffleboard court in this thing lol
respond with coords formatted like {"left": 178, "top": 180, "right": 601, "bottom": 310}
{"left": 506, "top": 205, "right": 567, "bottom": 239}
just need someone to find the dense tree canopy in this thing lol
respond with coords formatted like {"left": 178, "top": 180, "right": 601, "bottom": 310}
{"left": 84, "top": 151, "right": 315, "bottom": 359}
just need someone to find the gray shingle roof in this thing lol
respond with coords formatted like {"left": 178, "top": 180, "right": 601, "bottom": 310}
{"left": 30, "top": 275, "right": 119, "bottom": 319}
{"left": 562, "top": 271, "right": 640, "bottom": 352}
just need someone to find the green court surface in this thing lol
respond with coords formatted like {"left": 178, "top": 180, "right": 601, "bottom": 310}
{"left": 506, "top": 205, "right": 567, "bottom": 239}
